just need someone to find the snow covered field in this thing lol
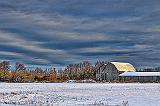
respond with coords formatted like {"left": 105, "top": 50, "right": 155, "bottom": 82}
{"left": 0, "top": 83, "right": 160, "bottom": 106}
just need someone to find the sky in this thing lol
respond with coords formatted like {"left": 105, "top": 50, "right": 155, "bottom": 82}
{"left": 0, "top": 0, "right": 160, "bottom": 69}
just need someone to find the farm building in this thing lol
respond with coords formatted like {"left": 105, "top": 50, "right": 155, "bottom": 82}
{"left": 119, "top": 72, "right": 160, "bottom": 82}
{"left": 96, "top": 62, "right": 136, "bottom": 81}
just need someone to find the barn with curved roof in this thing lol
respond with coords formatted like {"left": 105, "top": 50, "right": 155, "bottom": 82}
{"left": 96, "top": 62, "right": 136, "bottom": 81}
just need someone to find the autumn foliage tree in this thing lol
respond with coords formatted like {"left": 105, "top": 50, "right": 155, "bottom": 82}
{"left": 0, "top": 61, "right": 10, "bottom": 80}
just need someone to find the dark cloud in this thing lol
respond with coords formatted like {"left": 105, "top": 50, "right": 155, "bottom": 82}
{"left": 0, "top": 0, "right": 160, "bottom": 68}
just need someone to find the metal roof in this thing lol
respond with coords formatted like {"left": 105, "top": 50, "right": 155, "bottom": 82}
{"left": 119, "top": 72, "right": 160, "bottom": 77}
{"left": 111, "top": 62, "right": 136, "bottom": 72}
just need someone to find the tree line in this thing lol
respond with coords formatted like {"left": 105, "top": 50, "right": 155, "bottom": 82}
{"left": 0, "top": 61, "right": 107, "bottom": 83}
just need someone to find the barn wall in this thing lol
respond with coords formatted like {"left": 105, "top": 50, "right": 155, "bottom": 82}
{"left": 119, "top": 76, "right": 160, "bottom": 82}
{"left": 96, "top": 63, "right": 119, "bottom": 81}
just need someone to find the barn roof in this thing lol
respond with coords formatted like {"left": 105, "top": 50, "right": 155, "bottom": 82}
{"left": 111, "top": 62, "right": 136, "bottom": 72}
{"left": 119, "top": 72, "right": 160, "bottom": 77}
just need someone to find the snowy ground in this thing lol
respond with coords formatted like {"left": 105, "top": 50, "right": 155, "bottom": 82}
{"left": 0, "top": 83, "right": 160, "bottom": 106}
